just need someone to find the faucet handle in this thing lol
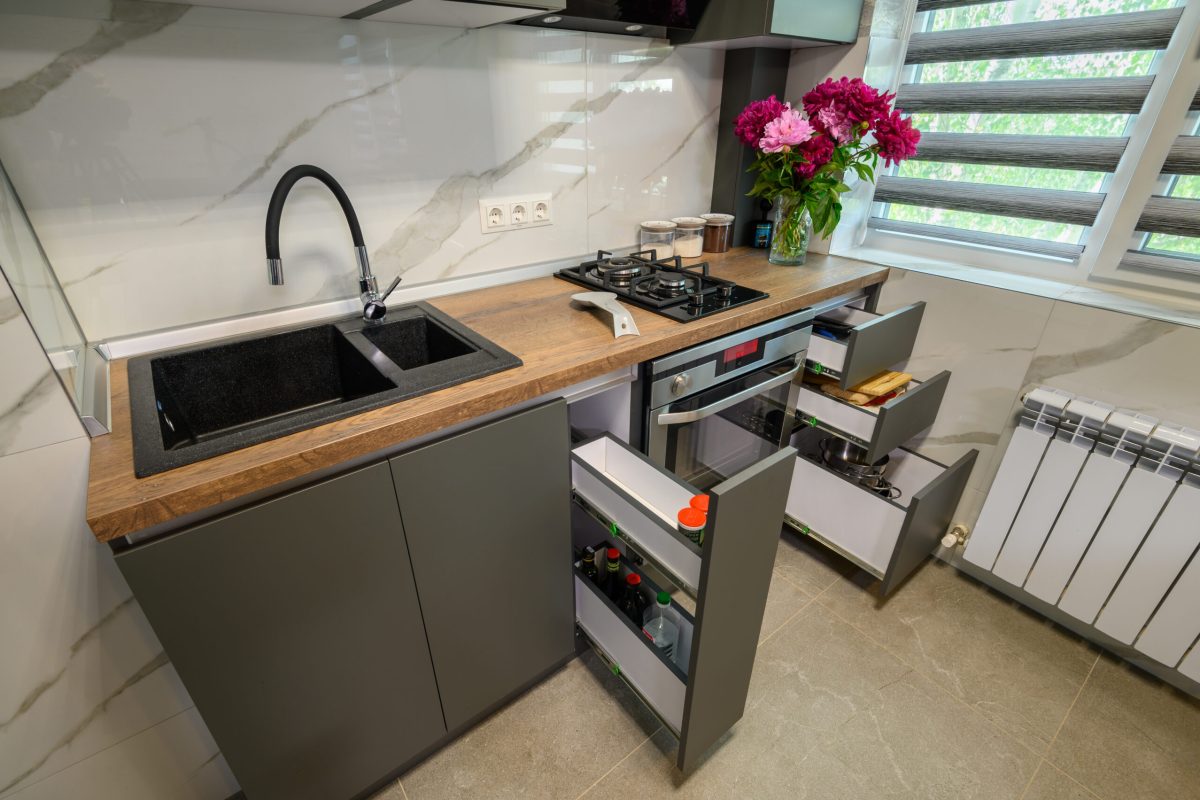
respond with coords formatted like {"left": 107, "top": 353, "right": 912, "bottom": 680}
{"left": 363, "top": 275, "right": 402, "bottom": 322}
{"left": 379, "top": 275, "right": 401, "bottom": 302}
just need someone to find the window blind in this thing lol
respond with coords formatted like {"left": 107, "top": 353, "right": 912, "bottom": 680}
{"left": 871, "top": 0, "right": 1188, "bottom": 260}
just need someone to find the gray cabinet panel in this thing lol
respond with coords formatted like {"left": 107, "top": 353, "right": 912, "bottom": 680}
{"left": 390, "top": 400, "right": 575, "bottom": 731}
{"left": 678, "top": 447, "right": 797, "bottom": 772}
{"left": 116, "top": 463, "right": 446, "bottom": 800}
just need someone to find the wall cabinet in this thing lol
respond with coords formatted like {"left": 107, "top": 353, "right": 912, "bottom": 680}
{"left": 116, "top": 462, "right": 447, "bottom": 800}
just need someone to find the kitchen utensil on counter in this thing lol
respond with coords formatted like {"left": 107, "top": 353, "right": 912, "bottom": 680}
{"left": 571, "top": 291, "right": 641, "bottom": 338}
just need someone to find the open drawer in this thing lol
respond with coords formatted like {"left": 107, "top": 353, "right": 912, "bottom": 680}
{"left": 806, "top": 301, "right": 925, "bottom": 389}
{"left": 574, "top": 550, "right": 695, "bottom": 734}
{"left": 571, "top": 433, "right": 796, "bottom": 771}
{"left": 786, "top": 428, "right": 976, "bottom": 596}
{"left": 795, "top": 370, "right": 951, "bottom": 464}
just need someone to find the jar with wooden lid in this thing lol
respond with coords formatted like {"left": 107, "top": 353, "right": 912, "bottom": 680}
{"left": 700, "top": 213, "right": 734, "bottom": 253}
{"left": 639, "top": 220, "right": 677, "bottom": 259}
{"left": 670, "top": 217, "right": 706, "bottom": 258}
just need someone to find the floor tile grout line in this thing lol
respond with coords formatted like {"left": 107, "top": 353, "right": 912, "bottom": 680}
{"left": 1016, "top": 759, "right": 1045, "bottom": 800}
{"left": 1046, "top": 650, "right": 1100, "bottom": 750}
{"left": 572, "top": 725, "right": 663, "bottom": 800}
{"left": 814, "top": 596, "right": 1051, "bottom": 761}
{"left": 397, "top": 779, "right": 410, "bottom": 800}
{"left": 757, "top": 594, "right": 819, "bottom": 648}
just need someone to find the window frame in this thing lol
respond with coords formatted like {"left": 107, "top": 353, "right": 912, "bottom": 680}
{"left": 843, "top": 0, "right": 1200, "bottom": 301}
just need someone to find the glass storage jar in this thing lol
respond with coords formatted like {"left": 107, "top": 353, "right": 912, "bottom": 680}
{"left": 639, "top": 220, "right": 677, "bottom": 259}
{"left": 700, "top": 213, "right": 734, "bottom": 253}
{"left": 670, "top": 217, "right": 706, "bottom": 258}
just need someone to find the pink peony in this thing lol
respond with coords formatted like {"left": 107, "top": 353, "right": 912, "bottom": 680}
{"left": 803, "top": 77, "right": 894, "bottom": 130}
{"left": 816, "top": 107, "right": 853, "bottom": 144}
{"left": 734, "top": 95, "right": 787, "bottom": 147}
{"left": 759, "top": 105, "right": 815, "bottom": 153}
{"left": 874, "top": 109, "right": 921, "bottom": 167}
{"left": 794, "top": 134, "right": 835, "bottom": 179}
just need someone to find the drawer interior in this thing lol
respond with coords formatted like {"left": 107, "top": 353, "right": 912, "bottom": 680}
{"left": 572, "top": 434, "right": 704, "bottom": 593}
{"left": 574, "top": 548, "right": 695, "bottom": 734}
{"left": 806, "top": 302, "right": 925, "bottom": 389}
{"left": 787, "top": 428, "right": 947, "bottom": 574}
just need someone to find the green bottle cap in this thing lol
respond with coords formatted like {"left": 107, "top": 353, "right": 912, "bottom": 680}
{"left": 657, "top": 591, "right": 671, "bottom": 605}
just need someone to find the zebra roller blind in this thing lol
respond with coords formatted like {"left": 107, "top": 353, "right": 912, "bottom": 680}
{"left": 871, "top": 0, "right": 1187, "bottom": 260}
{"left": 1121, "top": 119, "right": 1200, "bottom": 277}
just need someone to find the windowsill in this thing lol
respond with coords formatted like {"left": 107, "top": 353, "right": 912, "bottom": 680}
{"left": 844, "top": 244, "right": 1200, "bottom": 330}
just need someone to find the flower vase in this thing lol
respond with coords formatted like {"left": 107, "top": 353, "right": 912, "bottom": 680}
{"left": 768, "top": 194, "right": 812, "bottom": 266}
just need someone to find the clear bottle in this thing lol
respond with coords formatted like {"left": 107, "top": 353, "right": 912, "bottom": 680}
{"left": 642, "top": 591, "right": 680, "bottom": 661}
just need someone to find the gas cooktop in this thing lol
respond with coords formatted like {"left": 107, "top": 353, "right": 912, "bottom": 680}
{"left": 555, "top": 250, "right": 768, "bottom": 322}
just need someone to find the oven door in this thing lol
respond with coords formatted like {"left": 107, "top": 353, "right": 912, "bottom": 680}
{"left": 647, "top": 357, "right": 801, "bottom": 491}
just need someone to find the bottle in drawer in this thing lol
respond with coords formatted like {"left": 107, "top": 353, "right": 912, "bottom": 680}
{"left": 618, "top": 573, "right": 651, "bottom": 623}
{"left": 643, "top": 591, "right": 680, "bottom": 661}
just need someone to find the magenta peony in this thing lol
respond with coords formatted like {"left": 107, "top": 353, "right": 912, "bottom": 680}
{"left": 874, "top": 109, "right": 921, "bottom": 167}
{"left": 793, "top": 134, "right": 835, "bottom": 179}
{"left": 759, "top": 105, "right": 815, "bottom": 153}
{"left": 802, "top": 77, "right": 894, "bottom": 129}
{"left": 733, "top": 95, "right": 787, "bottom": 147}
{"left": 815, "top": 107, "right": 853, "bottom": 144}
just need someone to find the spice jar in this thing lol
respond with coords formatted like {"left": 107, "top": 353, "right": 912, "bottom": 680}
{"left": 671, "top": 217, "right": 706, "bottom": 258}
{"left": 700, "top": 213, "right": 734, "bottom": 253}
{"left": 639, "top": 220, "right": 677, "bottom": 259}
{"left": 677, "top": 507, "right": 706, "bottom": 545}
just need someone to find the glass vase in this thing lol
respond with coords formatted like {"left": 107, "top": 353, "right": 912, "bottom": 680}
{"left": 768, "top": 193, "right": 813, "bottom": 266}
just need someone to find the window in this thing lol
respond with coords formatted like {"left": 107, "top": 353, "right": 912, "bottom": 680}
{"left": 858, "top": 0, "right": 1200, "bottom": 293}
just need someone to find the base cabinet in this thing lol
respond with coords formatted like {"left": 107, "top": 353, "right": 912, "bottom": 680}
{"left": 389, "top": 400, "right": 575, "bottom": 731}
{"left": 116, "top": 462, "right": 446, "bottom": 800}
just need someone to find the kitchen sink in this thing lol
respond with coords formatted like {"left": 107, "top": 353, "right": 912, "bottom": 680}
{"left": 127, "top": 302, "right": 521, "bottom": 477}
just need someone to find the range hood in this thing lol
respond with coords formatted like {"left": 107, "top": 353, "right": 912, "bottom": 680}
{"left": 179, "top": 1, "right": 566, "bottom": 28}
{"left": 518, "top": 0, "right": 864, "bottom": 48}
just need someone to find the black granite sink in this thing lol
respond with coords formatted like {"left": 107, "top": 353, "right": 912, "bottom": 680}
{"left": 128, "top": 302, "right": 521, "bottom": 477}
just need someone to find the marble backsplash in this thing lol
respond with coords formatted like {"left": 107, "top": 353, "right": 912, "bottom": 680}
{"left": 0, "top": 0, "right": 723, "bottom": 342}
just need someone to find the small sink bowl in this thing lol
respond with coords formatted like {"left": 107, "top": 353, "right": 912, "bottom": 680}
{"left": 360, "top": 314, "right": 476, "bottom": 370}
{"left": 128, "top": 302, "right": 520, "bottom": 477}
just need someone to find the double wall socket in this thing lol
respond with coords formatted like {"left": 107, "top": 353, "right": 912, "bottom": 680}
{"left": 479, "top": 194, "right": 552, "bottom": 234}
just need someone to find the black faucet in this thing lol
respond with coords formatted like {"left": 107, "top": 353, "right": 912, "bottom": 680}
{"left": 265, "top": 164, "right": 400, "bottom": 322}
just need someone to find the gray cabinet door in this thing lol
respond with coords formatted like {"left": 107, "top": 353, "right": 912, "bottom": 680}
{"left": 389, "top": 400, "right": 575, "bottom": 731}
{"left": 116, "top": 463, "right": 446, "bottom": 800}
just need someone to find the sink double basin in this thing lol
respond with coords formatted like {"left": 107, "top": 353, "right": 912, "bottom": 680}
{"left": 127, "top": 302, "right": 521, "bottom": 477}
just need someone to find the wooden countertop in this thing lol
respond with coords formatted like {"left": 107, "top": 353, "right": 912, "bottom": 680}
{"left": 87, "top": 249, "right": 888, "bottom": 541}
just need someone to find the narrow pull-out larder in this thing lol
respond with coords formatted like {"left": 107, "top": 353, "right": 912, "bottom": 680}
{"left": 571, "top": 432, "right": 796, "bottom": 771}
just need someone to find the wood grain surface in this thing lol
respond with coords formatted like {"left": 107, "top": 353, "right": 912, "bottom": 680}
{"left": 87, "top": 249, "right": 887, "bottom": 541}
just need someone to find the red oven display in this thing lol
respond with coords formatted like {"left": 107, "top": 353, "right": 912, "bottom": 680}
{"left": 718, "top": 339, "right": 763, "bottom": 374}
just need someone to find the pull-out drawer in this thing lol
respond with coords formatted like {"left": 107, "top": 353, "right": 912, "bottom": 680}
{"left": 806, "top": 302, "right": 925, "bottom": 389}
{"left": 570, "top": 433, "right": 797, "bottom": 771}
{"left": 786, "top": 428, "right": 976, "bottom": 596}
{"left": 572, "top": 435, "right": 704, "bottom": 595}
{"left": 574, "top": 550, "right": 695, "bottom": 734}
{"left": 795, "top": 370, "right": 951, "bottom": 464}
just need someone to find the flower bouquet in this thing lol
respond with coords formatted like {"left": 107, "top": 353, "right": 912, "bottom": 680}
{"left": 734, "top": 77, "right": 921, "bottom": 265}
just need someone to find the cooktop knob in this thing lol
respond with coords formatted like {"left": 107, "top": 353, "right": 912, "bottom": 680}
{"left": 671, "top": 373, "right": 691, "bottom": 396}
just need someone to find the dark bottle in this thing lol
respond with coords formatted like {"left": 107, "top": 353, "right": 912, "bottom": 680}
{"left": 581, "top": 546, "right": 599, "bottom": 583}
{"left": 602, "top": 547, "right": 622, "bottom": 602}
{"left": 619, "top": 573, "right": 650, "bottom": 624}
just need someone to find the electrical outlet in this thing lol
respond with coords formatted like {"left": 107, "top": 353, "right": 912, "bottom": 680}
{"left": 510, "top": 201, "right": 529, "bottom": 226}
{"left": 479, "top": 194, "right": 553, "bottom": 233}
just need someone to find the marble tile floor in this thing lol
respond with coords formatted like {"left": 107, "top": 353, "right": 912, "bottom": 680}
{"left": 370, "top": 530, "right": 1199, "bottom": 800}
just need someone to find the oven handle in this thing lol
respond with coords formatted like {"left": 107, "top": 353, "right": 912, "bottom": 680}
{"left": 655, "top": 365, "right": 801, "bottom": 426}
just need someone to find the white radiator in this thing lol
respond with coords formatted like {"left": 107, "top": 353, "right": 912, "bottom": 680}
{"left": 964, "top": 387, "right": 1200, "bottom": 684}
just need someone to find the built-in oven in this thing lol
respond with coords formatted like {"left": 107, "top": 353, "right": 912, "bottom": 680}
{"left": 639, "top": 310, "right": 813, "bottom": 490}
